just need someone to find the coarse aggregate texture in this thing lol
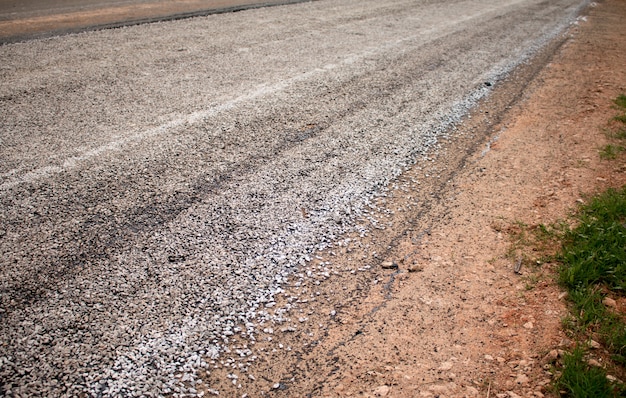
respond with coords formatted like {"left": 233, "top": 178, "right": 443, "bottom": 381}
{"left": 0, "top": 0, "right": 587, "bottom": 396}
{"left": 0, "top": 0, "right": 312, "bottom": 44}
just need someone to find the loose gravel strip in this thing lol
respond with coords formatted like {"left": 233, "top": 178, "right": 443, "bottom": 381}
{"left": 0, "top": 0, "right": 586, "bottom": 396}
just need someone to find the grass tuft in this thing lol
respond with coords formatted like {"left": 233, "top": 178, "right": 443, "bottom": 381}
{"left": 557, "top": 347, "right": 615, "bottom": 398}
{"left": 555, "top": 186, "right": 626, "bottom": 396}
{"left": 600, "top": 144, "right": 624, "bottom": 160}
{"left": 614, "top": 94, "right": 626, "bottom": 111}
{"left": 558, "top": 187, "right": 626, "bottom": 291}
{"left": 603, "top": 94, "right": 626, "bottom": 158}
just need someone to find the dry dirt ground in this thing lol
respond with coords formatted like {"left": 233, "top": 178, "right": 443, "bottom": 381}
{"left": 203, "top": 0, "right": 626, "bottom": 396}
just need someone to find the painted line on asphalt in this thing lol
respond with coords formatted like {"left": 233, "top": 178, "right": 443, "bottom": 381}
{"left": 0, "top": 0, "right": 527, "bottom": 192}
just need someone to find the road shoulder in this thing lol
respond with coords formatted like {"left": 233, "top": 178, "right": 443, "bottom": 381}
{"left": 210, "top": 0, "right": 626, "bottom": 396}
{"left": 322, "top": 0, "right": 626, "bottom": 396}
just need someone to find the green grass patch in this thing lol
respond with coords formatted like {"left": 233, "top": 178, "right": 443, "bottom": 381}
{"left": 555, "top": 186, "right": 626, "bottom": 396}
{"left": 602, "top": 94, "right": 626, "bottom": 159}
{"left": 614, "top": 94, "right": 626, "bottom": 111}
{"left": 557, "top": 347, "right": 616, "bottom": 398}
{"left": 600, "top": 144, "right": 624, "bottom": 160}
{"left": 559, "top": 187, "right": 626, "bottom": 291}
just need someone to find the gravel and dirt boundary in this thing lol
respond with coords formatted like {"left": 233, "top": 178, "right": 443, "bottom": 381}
{"left": 1, "top": 0, "right": 624, "bottom": 396}
{"left": 222, "top": 0, "right": 626, "bottom": 396}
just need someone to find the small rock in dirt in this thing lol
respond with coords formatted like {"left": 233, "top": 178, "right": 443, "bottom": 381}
{"left": 558, "top": 291, "right": 568, "bottom": 300}
{"left": 167, "top": 254, "right": 186, "bottom": 263}
{"left": 373, "top": 385, "right": 391, "bottom": 396}
{"left": 381, "top": 261, "right": 398, "bottom": 269}
{"left": 466, "top": 386, "right": 479, "bottom": 396}
{"left": 407, "top": 261, "right": 423, "bottom": 272}
{"left": 588, "top": 359, "right": 602, "bottom": 367}
{"left": 484, "top": 354, "right": 494, "bottom": 361}
{"left": 602, "top": 297, "right": 617, "bottom": 308}
{"left": 428, "top": 384, "right": 452, "bottom": 394}
{"left": 534, "top": 392, "right": 545, "bottom": 398}
{"left": 543, "top": 349, "right": 559, "bottom": 363}
{"left": 438, "top": 361, "right": 453, "bottom": 371}
{"left": 507, "top": 392, "right": 523, "bottom": 398}
{"left": 589, "top": 339, "right": 601, "bottom": 349}
{"left": 523, "top": 321, "right": 534, "bottom": 329}
{"left": 515, "top": 373, "right": 530, "bottom": 384}
{"left": 558, "top": 338, "right": 573, "bottom": 348}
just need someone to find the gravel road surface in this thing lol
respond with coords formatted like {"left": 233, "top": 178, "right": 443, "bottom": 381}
{"left": 0, "top": 0, "right": 586, "bottom": 396}
{"left": 0, "top": 0, "right": 306, "bottom": 43}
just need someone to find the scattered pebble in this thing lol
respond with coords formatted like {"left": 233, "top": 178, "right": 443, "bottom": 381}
{"left": 602, "top": 297, "right": 617, "bottom": 308}
{"left": 381, "top": 261, "right": 398, "bottom": 269}
{"left": 543, "top": 349, "right": 559, "bottom": 363}
{"left": 515, "top": 373, "right": 530, "bottom": 385}
{"left": 373, "top": 385, "right": 391, "bottom": 396}
{"left": 588, "top": 359, "right": 602, "bottom": 367}
{"left": 438, "top": 361, "right": 454, "bottom": 371}
{"left": 407, "top": 261, "right": 423, "bottom": 272}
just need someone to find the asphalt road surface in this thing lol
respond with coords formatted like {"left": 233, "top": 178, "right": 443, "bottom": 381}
{"left": 0, "top": 0, "right": 306, "bottom": 43}
{"left": 0, "top": 0, "right": 586, "bottom": 396}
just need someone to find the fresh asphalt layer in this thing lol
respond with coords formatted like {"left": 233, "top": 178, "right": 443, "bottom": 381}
{"left": 0, "top": 0, "right": 586, "bottom": 396}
